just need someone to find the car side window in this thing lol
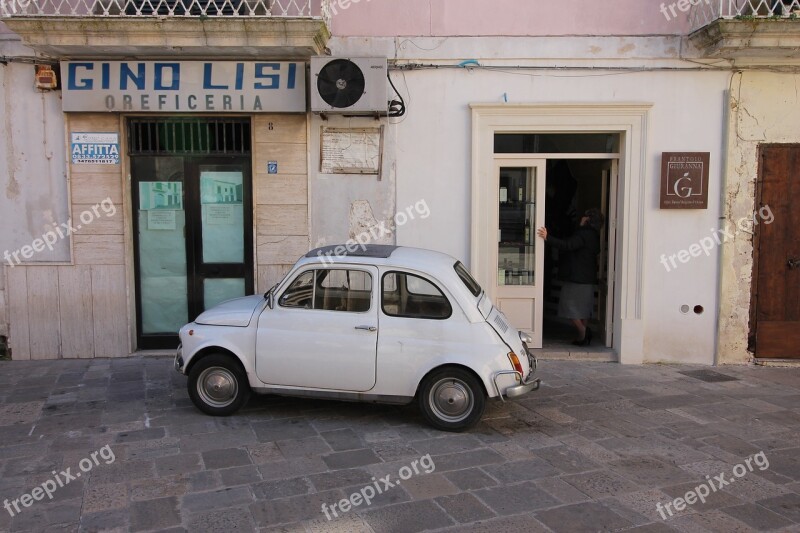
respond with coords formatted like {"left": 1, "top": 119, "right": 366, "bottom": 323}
{"left": 314, "top": 269, "right": 373, "bottom": 312}
{"left": 382, "top": 272, "right": 452, "bottom": 319}
{"left": 279, "top": 271, "right": 314, "bottom": 308}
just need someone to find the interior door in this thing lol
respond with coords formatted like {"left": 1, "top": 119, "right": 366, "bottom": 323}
{"left": 256, "top": 266, "right": 379, "bottom": 391}
{"left": 492, "top": 159, "right": 546, "bottom": 348}
{"left": 753, "top": 145, "right": 800, "bottom": 358}
{"left": 600, "top": 160, "right": 618, "bottom": 348}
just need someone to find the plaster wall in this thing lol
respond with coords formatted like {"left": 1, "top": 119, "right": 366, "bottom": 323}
{"left": 326, "top": 35, "right": 731, "bottom": 364}
{"left": 328, "top": 0, "right": 691, "bottom": 37}
{"left": 717, "top": 71, "right": 800, "bottom": 364}
{"left": 0, "top": 39, "right": 69, "bottom": 343}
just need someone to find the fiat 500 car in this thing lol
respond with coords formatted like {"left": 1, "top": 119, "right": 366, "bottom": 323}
{"left": 175, "top": 245, "right": 539, "bottom": 431}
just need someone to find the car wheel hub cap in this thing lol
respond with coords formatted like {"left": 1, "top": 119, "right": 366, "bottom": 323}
{"left": 198, "top": 367, "right": 238, "bottom": 408}
{"left": 430, "top": 378, "right": 473, "bottom": 423}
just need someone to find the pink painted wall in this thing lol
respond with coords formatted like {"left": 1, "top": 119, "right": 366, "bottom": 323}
{"left": 329, "top": 0, "right": 690, "bottom": 36}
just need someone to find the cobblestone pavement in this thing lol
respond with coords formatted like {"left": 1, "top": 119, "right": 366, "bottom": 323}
{"left": 1, "top": 358, "right": 800, "bottom": 532}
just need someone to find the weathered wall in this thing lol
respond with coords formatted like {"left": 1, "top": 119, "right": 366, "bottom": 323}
{"left": 717, "top": 71, "right": 800, "bottom": 364}
{"left": 0, "top": 38, "right": 70, "bottom": 347}
{"left": 6, "top": 114, "right": 129, "bottom": 360}
{"left": 308, "top": 114, "right": 397, "bottom": 253}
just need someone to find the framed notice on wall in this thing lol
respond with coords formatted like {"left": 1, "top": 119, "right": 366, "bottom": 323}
{"left": 320, "top": 127, "right": 384, "bottom": 176}
{"left": 660, "top": 152, "right": 710, "bottom": 209}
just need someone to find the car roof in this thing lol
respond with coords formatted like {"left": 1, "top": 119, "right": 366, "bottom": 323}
{"left": 302, "top": 245, "right": 459, "bottom": 273}
{"left": 305, "top": 244, "right": 398, "bottom": 259}
{"left": 291, "top": 245, "right": 486, "bottom": 323}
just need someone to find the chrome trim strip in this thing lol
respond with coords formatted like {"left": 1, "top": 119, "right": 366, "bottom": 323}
{"left": 250, "top": 387, "right": 413, "bottom": 405}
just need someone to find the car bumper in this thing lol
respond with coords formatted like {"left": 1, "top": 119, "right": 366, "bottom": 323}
{"left": 174, "top": 344, "right": 184, "bottom": 373}
{"left": 492, "top": 370, "right": 540, "bottom": 401}
{"left": 492, "top": 345, "right": 540, "bottom": 401}
{"left": 504, "top": 375, "right": 541, "bottom": 398}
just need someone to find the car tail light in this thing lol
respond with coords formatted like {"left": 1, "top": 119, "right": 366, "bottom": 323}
{"left": 508, "top": 352, "right": 524, "bottom": 376}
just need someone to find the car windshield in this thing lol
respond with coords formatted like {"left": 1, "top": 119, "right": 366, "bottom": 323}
{"left": 454, "top": 261, "right": 482, "bottom": 297}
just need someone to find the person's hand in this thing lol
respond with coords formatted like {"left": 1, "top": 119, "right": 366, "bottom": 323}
{"left": 537, "top": 227, "right": 548, "bottom": 240}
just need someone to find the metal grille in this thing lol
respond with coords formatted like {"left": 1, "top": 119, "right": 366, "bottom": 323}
{"left": 128, "top": 118, "right": 251, "bottom": 156}
{"left": 1, "top": 0, "right": 330, "bottom": 20}
{"left": 494, "top": 314, "right": 509, "bottom": 333}
{"left": 691, "top": 0, "right": 800, "bottom": 32}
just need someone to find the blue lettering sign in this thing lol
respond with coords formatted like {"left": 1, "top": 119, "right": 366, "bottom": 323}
{"left": 120, "top": 63, "right": 145, "bottom": 90}
{"left": 154, "top": 63, "right": 180, "bottom": 90}
{"left": 203, "top": 63, "right": 228, "bottom": 90}
{"left": 254, "top": 63, "right": 280, "bottom": 89}
{"left": 67, "top": 63, "right": 94, "bottom": 90}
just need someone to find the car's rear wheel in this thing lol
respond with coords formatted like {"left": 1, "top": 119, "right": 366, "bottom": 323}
{"left": 188, "top": 354, "right": 250, "bottom": 416}
{"left": 419, "top": 367, "right": 485, "bottom": 432}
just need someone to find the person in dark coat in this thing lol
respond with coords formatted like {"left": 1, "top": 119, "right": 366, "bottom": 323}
{"left": 537, "top": 208, "right": 604, "bottom": 346}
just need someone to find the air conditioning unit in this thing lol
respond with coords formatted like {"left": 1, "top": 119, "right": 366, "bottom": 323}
{"left": 310, "top": 57, "right": 388, "bottom": 115}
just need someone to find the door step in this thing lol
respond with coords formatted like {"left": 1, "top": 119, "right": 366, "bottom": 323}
{"left": 533, "top": 348, "right": 617, "bottom": 362}
{"left": 754, "top": 358, "right": 800, "bottom": 367}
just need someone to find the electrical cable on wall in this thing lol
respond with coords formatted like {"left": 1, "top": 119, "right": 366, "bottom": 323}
{"left": 387, "top": 72, "right": 406, "bottom": 117}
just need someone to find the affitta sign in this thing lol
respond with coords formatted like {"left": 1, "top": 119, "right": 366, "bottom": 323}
{"left": 61, "top": 61, "right": 306, "bottom": 113}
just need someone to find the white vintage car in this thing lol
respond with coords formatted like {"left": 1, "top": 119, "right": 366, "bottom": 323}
{"left": 175, "top": 245, "right": 539, "bottom": 431}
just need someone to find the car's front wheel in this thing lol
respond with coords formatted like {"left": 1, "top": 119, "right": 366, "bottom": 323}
{"left": 188, "top": 354, "right": 251, "bottom": 416}
{"left": 419, "top": 367, "right": 486, "bottom": 432}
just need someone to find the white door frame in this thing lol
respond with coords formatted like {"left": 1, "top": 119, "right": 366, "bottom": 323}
{"left": 470, "top": 103, "right": 651, "bottom": 364}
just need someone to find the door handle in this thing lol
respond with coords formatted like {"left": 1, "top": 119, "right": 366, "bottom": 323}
{"left": 789, "top": 258, "right": 800, "bottom": 269}
{"left": 355, "top": 325, "right": 377, "bottom": 332}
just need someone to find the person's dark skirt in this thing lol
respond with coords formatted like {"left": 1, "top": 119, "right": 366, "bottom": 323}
{"left": 558, "top": 281, "right": 594, "bottom": 320}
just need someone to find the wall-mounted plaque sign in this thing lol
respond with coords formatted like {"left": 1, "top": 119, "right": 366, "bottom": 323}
{"left": 660, "top": 152, "right": 710, "bottom": 209}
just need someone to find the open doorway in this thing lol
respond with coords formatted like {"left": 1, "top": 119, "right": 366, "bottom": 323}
{"left": 542, "top": 158, "right": 615, "bottom": 349}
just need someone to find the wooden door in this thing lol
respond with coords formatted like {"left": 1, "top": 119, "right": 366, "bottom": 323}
{"left": 752, "top": 145, "right": 800, "bottom": 358}
{"left": 492, "top": 159, "right": 546, "bottom": 348}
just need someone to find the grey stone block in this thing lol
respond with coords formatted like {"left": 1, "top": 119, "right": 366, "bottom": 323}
{"left": 323, "top": 449, "right": 382, "bottom": 470}
{"left": 435, "top": 493, "right": 495, "bottom": 523}
{"left": 202, "top": 447, "right": 252, "bottom": 470}
{"left": 474, "top": 481, "right": 560, "bottom": 515}
{"left": 536, "top": 501, "right": 634, "bottom": 531}
{"left": 360, "top": 500, "right": 453, "bottom": 533}
{"left": 129, "top": 496, "right": 181, "bottom": 532}
{"left": 320, "top": 428, "right": 365, "bottom": 451}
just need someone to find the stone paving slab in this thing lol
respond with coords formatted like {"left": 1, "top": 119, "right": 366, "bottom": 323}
{"left": 0, "top": 358, "right": 799, "bottom": 532}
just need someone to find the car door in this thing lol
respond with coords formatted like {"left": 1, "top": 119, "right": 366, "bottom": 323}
{"left": 255, "top": 265, "right": 379, "bottom": 391}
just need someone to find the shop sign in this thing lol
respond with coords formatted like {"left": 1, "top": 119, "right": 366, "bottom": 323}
{"left": 61, "top": 61, "right": 306, "bottom": 113}
{"left": 71, "top": 132, "right": 120, "bottom": 164}
{"left": 660, "top": 152, "right": 710, "bottom": 209}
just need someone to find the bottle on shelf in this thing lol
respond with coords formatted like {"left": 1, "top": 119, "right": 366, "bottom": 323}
{"left": 524, "top": 217, "right": 531, "bottom": 244}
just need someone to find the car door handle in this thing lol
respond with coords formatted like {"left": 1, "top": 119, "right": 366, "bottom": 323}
{"left": 355, "top": 325, "right": 377, "bottom": 332}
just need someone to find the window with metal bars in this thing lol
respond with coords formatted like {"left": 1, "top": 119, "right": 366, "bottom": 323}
{"left": 128, "top": 118, "right": 251, "bottom": 156}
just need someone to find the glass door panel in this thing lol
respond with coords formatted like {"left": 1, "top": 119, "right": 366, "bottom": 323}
{"left": 498, "top": 167, "right": 536, "bottom": 286}
{"left": 204, "top": 278, "right": 247, "bottom": 309}
{"left": 134, "top": 158, "right": 189, "bottom": 336}
{"left": 200, "top": 170, "right": 245, "bottom": 264}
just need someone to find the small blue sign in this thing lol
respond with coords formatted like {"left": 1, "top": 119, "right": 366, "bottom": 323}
{"left": 268, "top": 161, "right": 278, "bottom": 174}
{"left": 71, "top": 132, "right": 120, "bottom": 165}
